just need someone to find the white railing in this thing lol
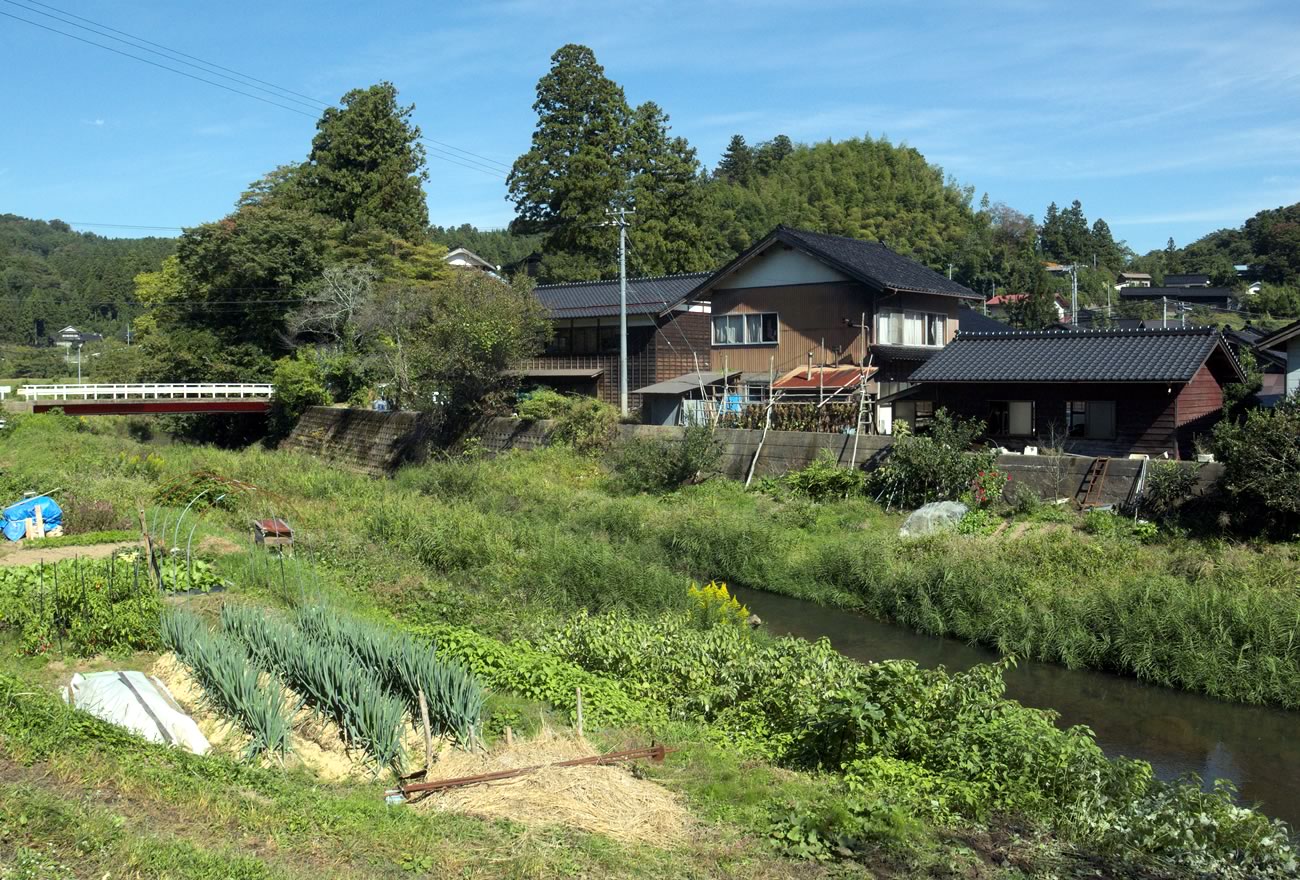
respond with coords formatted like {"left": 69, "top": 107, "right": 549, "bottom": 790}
{"left": 19, "top": 383, "right": 275, "bottom": 402}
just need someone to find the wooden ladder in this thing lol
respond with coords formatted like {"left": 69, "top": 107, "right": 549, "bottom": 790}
{"left": 1080, "top": 457, "right": 1111, "bottom": 508}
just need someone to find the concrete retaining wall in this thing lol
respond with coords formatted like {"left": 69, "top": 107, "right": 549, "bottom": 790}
{"left": 281, "top": 407, "right": 429, "bottom": 477}
{"left": 285, "top": 409, "right": 1219, "bottom": 506}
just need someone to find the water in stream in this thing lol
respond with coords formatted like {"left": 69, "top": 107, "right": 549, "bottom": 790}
{"left": 729, "top": 585, "right": 1300, "bottom": 828}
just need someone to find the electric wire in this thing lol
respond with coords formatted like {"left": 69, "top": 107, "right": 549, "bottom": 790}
{"left": 1, "top": 2, "right": 510, "bottom": 179}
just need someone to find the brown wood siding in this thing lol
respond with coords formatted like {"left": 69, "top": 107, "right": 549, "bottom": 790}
{"left": 921, "top": 382, "right": 1182, "bottom": 457}
{"left": 707, "top": 283, "right": 964, "bottom": 375}
{"left": 1175, "top": 364, "right": 1224, "bottom": 426}
{"left": 514, "top": 311, "right": 711, "bottom": 408}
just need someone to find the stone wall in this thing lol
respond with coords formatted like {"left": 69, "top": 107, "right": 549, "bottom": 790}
{"left": 281, "top": 407, "right": 429, "bottom": 477}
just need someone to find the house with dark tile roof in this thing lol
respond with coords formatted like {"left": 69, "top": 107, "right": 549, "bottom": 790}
{"left": 1118, "top": 286, "right": 1236, "bottom": 308}
{"left": 512, "top": 273, "right": 711, "bottom": 405}
{"left": 887, "top": 327, "right": 1245, "bottom": 457}
{"left": 686, "top": 225, "right": 979, "bottom": 428}
{"left": 1255, "top": 318, "right": 1300, "bottom": 400}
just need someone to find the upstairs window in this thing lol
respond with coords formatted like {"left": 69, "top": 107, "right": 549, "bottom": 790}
{"left": 713, "top": 312, "right": 778, "bottom": 345}
{"left": 877, "top": 310, "right": 947, "bottom": 347}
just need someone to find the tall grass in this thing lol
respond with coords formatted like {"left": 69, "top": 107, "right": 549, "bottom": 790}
{"left": 159, "top": 610, "right": 293, "bottom": 759}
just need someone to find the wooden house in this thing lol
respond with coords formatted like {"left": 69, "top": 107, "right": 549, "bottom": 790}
{"left": 512, "top": 273, "right": 711, "bottom": 408}
{"left": 891, "top": 327, "right": 1245, "bottom": 457}
{"left": 686, "top": 226, "right": 980, "bottom": 425}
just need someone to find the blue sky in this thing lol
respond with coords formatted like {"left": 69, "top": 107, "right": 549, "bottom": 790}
{"left": 2, "top": 0, "right": 1299, "bottom": 254}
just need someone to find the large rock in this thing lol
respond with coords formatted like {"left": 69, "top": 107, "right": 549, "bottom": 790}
{"left": 898, "top": 501, "right": 969, "bottom": 538}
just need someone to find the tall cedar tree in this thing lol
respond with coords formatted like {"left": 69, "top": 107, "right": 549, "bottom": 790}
{"left": 716, "top": 135, "right": 754, "bottom": 184}
{"left": 304, "top": 82, "right": 429, "bottom": 240}
{"left": 508, "top": 45, "right": 630, "bottom": 281}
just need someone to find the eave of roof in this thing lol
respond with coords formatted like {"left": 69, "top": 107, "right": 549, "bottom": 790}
{"left": 532, "top": 272, "right": 710, "bottom": 319}
{"left": 1256, "top": 318, "right": 1300, "bottom": 351}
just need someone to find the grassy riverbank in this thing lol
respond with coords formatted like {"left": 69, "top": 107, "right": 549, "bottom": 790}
{"left": 1, "top": 412, "right": 1298, "bottom": 877}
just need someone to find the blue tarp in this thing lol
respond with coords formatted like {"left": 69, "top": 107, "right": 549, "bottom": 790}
{"left": 2, "top": 496, "right": 62, "bottom": 542}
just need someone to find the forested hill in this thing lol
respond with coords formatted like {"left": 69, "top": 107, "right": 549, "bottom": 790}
{"left": 0, "top": 215, "right": 175, "bottom": 344}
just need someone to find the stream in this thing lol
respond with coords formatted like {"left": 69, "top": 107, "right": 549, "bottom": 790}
{"left": 729, "top": 585, "right": 1300, "bottom": 828}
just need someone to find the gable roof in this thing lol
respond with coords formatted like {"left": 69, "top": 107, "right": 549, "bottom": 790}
{"left": 694, "top": 225, "right": 979, "bottom": 300}
{"left": 909, "top": 327, "right": 1243, "bottom": 384}
{"left": 1256, "top": 317, "right": 1300, "bottom": 352}
{"left": 531, "top": 272, "right": 709, "bottom": 319}
{"left": 443, "top": 247, "right": 497, "bottom": 271}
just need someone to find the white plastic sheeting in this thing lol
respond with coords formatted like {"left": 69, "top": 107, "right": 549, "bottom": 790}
{"left": 63, "top": 670, "right": 210, "bottom": 755}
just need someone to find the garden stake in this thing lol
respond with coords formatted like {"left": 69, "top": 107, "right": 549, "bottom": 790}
{"left": 575, "top": 686, "right": 583, "bottom": 737}
{"left": 419, "top": 688, "right": 434, "bottom": 771}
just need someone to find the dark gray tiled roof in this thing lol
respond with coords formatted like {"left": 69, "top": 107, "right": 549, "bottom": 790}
{"left": 533, "top": 273, "right": 709, "bottom": 319}
{"left": 1163, "top": 274, "right": 1211, "bottom": 287}
{"left": 1118, "top": 286, "right": 1234, "bottom": 302}
{"left": 956, "top": 307, "right": 1012, "bottom": 333}
{"left": 775, "top": 227, "right": 979, "bottom": 298}
{"left": 910, "top": 327, "right": 1230, "bottom": 383}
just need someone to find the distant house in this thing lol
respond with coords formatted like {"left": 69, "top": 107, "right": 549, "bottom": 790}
{"left": 1118, "top": 286, "right": 1235, "bottom": 309}
{"left": 1255, "top": 319, "right": 1300, "bottom": 399}
{"left": 685, "top": 225, "right": 979, "bottom": 430}
{"left": 1163, "top": 273, "right": 1211, "bottom": 288}
{"left": 442, "top": 247, "right": 499, "bottom": 274}
{"left": 889, "top": 327, "right": 1245, "bottom": 457}
{"left": 513, "top": 273, "right": 711, "bottom": 407}
{"left": 1225, "top": 325, "right": 1288, "bottom": 402}
{"left": 1116, "top": 272, "right": 1152, "bottom": 290}
{"left": 53, "top": 326, "right": 103, "bottom": 348}
{"left": 985, "top": 293, "right": 1069, "bottom": 323}
{"left": 956, "top": 306, "right": 1013, "bottom": 333}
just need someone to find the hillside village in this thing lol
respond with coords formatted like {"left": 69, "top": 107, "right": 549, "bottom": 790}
{"left": 4, "top": 11, "right": 1300, "bottom": 880}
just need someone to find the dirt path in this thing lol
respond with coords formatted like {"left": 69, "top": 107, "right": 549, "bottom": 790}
{"left": 0, "top": 540, "right": 140, "bottom": 567}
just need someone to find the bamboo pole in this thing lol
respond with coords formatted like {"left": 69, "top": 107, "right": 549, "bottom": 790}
{"left": 418, "top": 688, "right": 434, "bottom": 771}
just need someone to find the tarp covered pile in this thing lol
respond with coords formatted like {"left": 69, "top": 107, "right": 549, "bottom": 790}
{"left": 2, "top": 495, "right": 62, "bottom": 542}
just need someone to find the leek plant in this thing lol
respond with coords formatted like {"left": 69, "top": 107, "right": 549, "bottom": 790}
{"left": 220, "top": 604, "right": 405, "bottom": 770}
{"left": 160, "top": 610, "right": 293, "bottom": 759}
{"left": 296, "top": 605, "right": 484, "bottom": 747}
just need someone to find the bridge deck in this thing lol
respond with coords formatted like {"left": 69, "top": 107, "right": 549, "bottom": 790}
{"left": 18, "top": 383, "right": 274, "bottom": 416}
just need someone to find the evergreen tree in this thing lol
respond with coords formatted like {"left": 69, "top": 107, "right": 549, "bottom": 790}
{"left": 507, "top": 44, "right": 631, "bottom": 281}
{"left": 753, "top": 134, "right": 793, "bottom": 175}
{"left": 1060, "top": 200, "right": 1090, "bottom": 264}
{"left": 623, "top": 102, "right": 720, "bottom": 275}
{"left": 1090, "top": 218, "right": 1123, "bottom": 270}
{"left": 302, "top": 82, "right": 429, "bottom": 240}
{"left": 715, "top": 134, "right": 754, "bottom": 184}
{"left": 1039, "top": 202, "right": 1063, "bottom": 260}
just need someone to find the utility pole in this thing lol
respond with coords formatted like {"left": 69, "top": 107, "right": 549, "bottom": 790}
{"left": 605, "top": 206, "right": 634, "bottom": 417}
{"left": 76, "top": 343, "right": 82, "bottom": 383}
{"left": 1162, "top": 295, "right": 1168, "bottom": 329}
{"left": 1070, "top": 264, "right": 1079, "bottom": 326}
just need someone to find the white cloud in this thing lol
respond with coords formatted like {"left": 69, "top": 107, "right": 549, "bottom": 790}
{"left": 81, "top": 118, "right": 106, "bottom": 127}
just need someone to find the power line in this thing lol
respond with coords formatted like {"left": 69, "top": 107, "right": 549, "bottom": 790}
{"left": 1, "top": 2, "right": 510, "bottom": 179}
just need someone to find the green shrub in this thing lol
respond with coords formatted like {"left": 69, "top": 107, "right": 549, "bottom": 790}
{"left": 1006, "top": 479, "right": 1041, "bottom": 516}
{"left": 612, "top": 425, "right": 722, "bottom": 493}
{"left": 868, "top": 411, "right": 995, "bottom": 509}
{"left": 551, "top": 396, "right": 619, "bottom": 454}
{"left": 267, "top": 354, "right": 330, "bottom": 442}
{"left": 1213, "top": 396, "right": 1300, "bottom": 536}
{"left": 783, "top": 451, "right": 866, "bottom": 501}
{"left": 516, "top": 388, "right": 569, "bottom": 420}
{"left": 1141, "top": 460, "right": 1200, "bottom": 526}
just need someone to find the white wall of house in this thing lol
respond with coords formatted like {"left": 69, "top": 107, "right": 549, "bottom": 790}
{"left": 1288, "top": 338, "right": 1300, "bottom": 396}
{"left": 719, "top": 247, "right": 850, "bottom": 289}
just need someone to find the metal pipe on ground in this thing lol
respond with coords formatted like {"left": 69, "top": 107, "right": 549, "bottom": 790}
{"left": 387, "top": 744, "right": 670, "bottom": 798}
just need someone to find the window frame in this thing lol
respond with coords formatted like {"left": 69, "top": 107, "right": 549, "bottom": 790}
{"left": 1066, "top": 400, "right": 1118, "bottom": 440}
{"left": 989, "top": 400, "right": 1035, "bottom": 437}
{"left": 876, "top": 309, "right": 949, "bottom": 348}
{"left": 712, "top": 311, "right": 779, "bottom": 346}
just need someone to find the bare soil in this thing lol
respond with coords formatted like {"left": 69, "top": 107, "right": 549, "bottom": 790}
{"left": 0, "top": 539, "right": 140, "bottom": 568}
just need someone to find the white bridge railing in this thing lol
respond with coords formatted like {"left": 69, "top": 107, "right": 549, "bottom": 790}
{"left": 20, "top": 383, "right": 275, "bottom": 402}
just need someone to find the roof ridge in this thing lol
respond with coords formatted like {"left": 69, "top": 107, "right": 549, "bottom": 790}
{"left": 533, "top": 271, "right": 710, "bottom": 290}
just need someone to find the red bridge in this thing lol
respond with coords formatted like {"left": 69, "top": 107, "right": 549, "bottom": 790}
{"left": 17, "top": 383, "right": 274, "bottom": 415}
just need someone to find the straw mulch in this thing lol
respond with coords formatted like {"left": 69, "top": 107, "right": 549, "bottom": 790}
{"left": 418, "top": 727, "right": 692, "bottom": 845}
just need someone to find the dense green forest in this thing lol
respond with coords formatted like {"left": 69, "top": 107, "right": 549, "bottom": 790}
{"left": 0, "top": 215, "right": 174, "bottom": 344}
